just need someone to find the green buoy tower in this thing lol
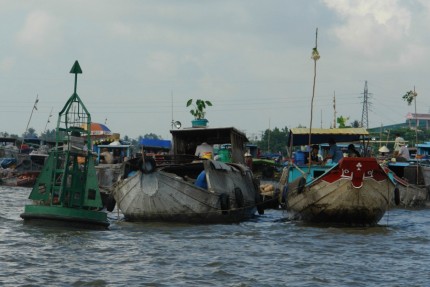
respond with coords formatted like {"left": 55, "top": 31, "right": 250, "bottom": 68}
{"left": 20, "top": 61, "right": 109, "bottom": 228}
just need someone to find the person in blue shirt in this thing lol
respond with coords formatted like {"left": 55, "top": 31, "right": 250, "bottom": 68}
{"left": 195, "top": 170, "right": 208, "bottom": 189}
{"left": 324, "top": 138, "right": 343, "bottom": 164}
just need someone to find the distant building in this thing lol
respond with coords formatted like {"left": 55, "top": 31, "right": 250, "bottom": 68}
{"left": 405, "top": 113, "right": 430, "bottom": 130}
{"left": 368, "top": 112, "right": 430, "bottom": 134}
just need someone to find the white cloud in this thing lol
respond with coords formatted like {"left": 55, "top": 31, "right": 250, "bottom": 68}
{"left": 111, "top": 21, "right": 133, "bottom": 38}
{"left": 323, "top": 0, "right": 411, "bottom": 57}
{"left": 16, "top": 10, "right": 63, "bottom": 55}
{"left": 0, "top": 57, "right": 15, "bottom": 72}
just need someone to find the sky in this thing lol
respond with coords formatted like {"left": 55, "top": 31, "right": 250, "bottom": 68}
{"left": 1, "top": 0, "right": 429, "bottom": 141}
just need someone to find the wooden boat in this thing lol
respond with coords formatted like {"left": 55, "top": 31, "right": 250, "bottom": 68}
{"left": 112, "top": 127, "right": 263, "bottom": 223}
{"left": 0, "top": 171, "right": 39, "bottom": 187}
{"left": 0, "top": 137, "right": 51, "bottom": 187}
{"left": 415, "top": 141, "right": 430, "bottom": 196}
{"left": 94, "top": 142, "right": 133, "bottom": 211}
{"left": 280, "top": 128, "right": 394, "bottom": 226}
{"left": 386, "top": 162, "right": 429, "bottom": 208}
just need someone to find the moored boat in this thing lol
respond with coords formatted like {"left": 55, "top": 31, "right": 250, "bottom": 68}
{"left": 386, "top": 162, "right": 429, "bottom": 208}
{"left": 280, "top": 128, "right": 394, "bottom": 226}
{"left": 112, "top": 127, "right": 263, "bottom": 223}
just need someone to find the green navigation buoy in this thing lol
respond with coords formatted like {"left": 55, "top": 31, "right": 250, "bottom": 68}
{"left": 20, "top": 61, "right": 109, "bottom": 229}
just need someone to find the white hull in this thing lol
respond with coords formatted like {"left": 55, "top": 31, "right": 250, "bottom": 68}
{"left": 113, "top": 160, "right": 259, "bottom": 223}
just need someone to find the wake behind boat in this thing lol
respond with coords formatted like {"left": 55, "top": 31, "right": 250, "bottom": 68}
{"left": 280, "top": 128, "right": 395, "bottom": 226}
{"left": 112, "top": 127, "right": 263, "bottom": 223}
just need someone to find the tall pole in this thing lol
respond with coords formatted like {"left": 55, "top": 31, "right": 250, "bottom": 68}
{"left": 309, "top": 28, "right": 320, "bottom": 167}
{"left": 414, "top": 86, "right": 418, "bottom": 184}
{"left": 24, "top": 95, "right": 39, "bottom": 135}
{"left": 44, "top": 107, "right": 53, "bottom": 135}
{"left": 171, "top": 91, "right": 174, "bottom": 130}
{"left": 414, "top": 86, "right": 418, "bottom": 144}
{"left": 21, "top": 95, "right": 39, "bottom": 151}
{"left": 333, "top": 91, "right": 336, "bottom": 128}
{"left": 267, "top": 118, "right": 271, "bottom": 152}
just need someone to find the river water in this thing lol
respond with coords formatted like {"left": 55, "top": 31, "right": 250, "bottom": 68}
{"left": 1, "top": 186, "right": 429, "bottom": 287}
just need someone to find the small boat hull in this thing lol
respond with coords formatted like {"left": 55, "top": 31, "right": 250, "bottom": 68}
{"left": 386, "top": 163, "right": 429, "bottom": 208}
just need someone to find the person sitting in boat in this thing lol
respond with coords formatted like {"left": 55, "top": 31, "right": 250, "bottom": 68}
{"left": 324, "top": 138, "right": 343, "bottom": 164}
{"left": 195, "top": 142, "right": 213, "bottom": 159}
{"left": 397, "top": 141, "right": 410, "bottom": 161}
{"left": 244, "top": 151, "right": 253, "bottom": 169}
{"left": 100, "top": 148, "right": 114, "bottom": 164}
{"left": 309, "top": 144, "right": 321, "bottom": 164}
{"left": 195, "top": 170, "right": 208, "bottom": 189}
{"left": 347, "top": 144, "right": 361, "bottom": 157}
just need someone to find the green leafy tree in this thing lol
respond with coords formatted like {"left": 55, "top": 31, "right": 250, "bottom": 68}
{"left": 143, "top": 133, "right": 162, "bottom": 140}
{"left": 337, "top": 116, "right": 350, "bottom": 128}
{"left": 351, "top": 120, "right": 360, "bottom": 128}
{"left": 23, "top": 127, "right": 38, "bottom": 138}
{"left": 402, "top": 90, "right": 417, "bottom": 105}
{"left": 258, "top": 126, "right": 289, "bottom": 155}
{"left": 40, "top": 129, "right": 56, "bottom": 141}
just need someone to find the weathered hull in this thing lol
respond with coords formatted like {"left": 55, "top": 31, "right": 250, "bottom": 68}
{"left": 393, "top": 183, "right": 428, "bottom": 208}
{"left": 113, "top": 160, "right": 259, "bottom": 223}
{"left": 386, "top": 164, "right": 429, "bottom": 208}
{"left": 422, "top": 165, "right": 430, "bottom": 197}
{"left": 286, "top": 158, "right": 392, "bottom": 226}
{"left": 0, "top": 171, "right": 39, "bottom": 187}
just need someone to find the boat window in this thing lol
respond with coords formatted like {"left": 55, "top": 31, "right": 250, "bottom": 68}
{"left": 313, "top": 170, "right": 325, "bottom": 178}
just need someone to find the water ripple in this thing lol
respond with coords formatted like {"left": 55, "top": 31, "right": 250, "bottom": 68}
{"left": 2, "top": 187, "right": 430, "bottom": 286}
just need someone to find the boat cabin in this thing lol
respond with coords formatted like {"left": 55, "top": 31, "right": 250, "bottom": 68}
{"left": 95, "top": 144, "right": 133, "bottom": 164}
{"left": 170, "top": 127, "right": 249, "bottom": 164}
{"left": 287, "top": 128, "right": 370, "bottom": 164}
{"left": 416, "top": 142, "right": 430, "bottom": 161}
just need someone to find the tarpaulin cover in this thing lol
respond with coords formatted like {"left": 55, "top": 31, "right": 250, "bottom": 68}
{"left": 140, "top": 139, "right": 171, "bottom": 150}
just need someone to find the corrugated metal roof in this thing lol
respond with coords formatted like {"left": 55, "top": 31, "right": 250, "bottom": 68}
{"left": 289, "top": 128, "right": 369, "bottom": 135}
{"left": 288, "top": 128, "right": 369, "bottom": 146}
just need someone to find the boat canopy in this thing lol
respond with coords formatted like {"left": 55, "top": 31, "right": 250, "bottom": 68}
{"left": 139, "top": 139, "right": 172, "bottom": 150}
{"left": 170, "top": 127, "right": 249, "bottom": 163}
{"left": 288, "top": 128, "right": 369, "bottom": 146}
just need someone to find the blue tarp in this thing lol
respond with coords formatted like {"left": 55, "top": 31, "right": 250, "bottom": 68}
{"left": 139, "top": 139, "right": 171, "bottom": 150}
{"left": 0, "top": 158, "right": 17, "bottom": 168}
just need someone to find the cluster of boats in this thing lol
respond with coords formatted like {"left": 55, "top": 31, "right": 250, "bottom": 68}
{"left": 10, "top": 61, "right": 430, "bottom": 229}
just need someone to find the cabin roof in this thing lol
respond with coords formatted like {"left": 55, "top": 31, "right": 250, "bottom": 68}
{"left": 170, "top": 127, "right": 249, "bottom": 145}
{"left": 288, "top": 128, "right": 369, "bottom": 146}
{"left": 139, "top": 139, "right": 172, "bottom": 150}
{"left": 0, "top": 137, "right": 17, "bottom": 143}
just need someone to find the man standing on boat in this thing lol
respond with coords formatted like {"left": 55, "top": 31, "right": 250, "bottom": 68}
{"left": 195, "top": 142, "right": 213, "bottom": 159}
{"left": 324, "top": 138, "right": 343, "bottom": 164}
{"left": 394, "top": 133, "right": 405, "bottom": 152}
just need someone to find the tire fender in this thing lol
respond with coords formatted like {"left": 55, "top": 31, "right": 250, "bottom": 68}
{"left": 220, "top": 193, "right": 230, "bottom": 215}
{"left": 297, "top": 177, "right": 306, "bottom": 194}
{"left": 394, "top": 187, "right": 401, "bottom": 206}
{"left": 138, "top": 157, "right": 156, "bottom": 174}
{"left": 234, "top": 187, "right": 244, "bottom": 208}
